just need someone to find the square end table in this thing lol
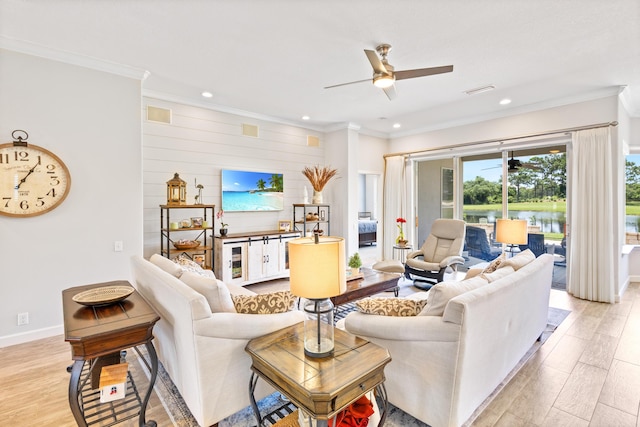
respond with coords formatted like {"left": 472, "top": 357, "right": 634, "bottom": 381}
{"left": 245, "top": 322, "right": 391, "bottom": 427}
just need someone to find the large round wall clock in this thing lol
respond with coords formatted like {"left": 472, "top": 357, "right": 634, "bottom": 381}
{"left": 0, "top": 130, "right": 71, "bottom": 217}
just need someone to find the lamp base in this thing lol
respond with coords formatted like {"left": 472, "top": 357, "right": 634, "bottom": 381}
{"left": 505, "top": 244, "right": 521, "bottom": 258}
{"left": 302, "top": 298, "right": 334, "bottom": 358}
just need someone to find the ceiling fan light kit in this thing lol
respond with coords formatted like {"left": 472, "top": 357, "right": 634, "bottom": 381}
{"left": 325, "top": 43, "right": 454, "bottom": 99}
{"left": 373, "top": 74, "right": 395, "bottom": 88}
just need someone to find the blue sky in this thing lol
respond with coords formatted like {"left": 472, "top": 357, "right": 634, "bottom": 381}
{"left": 221, "top": 170, "right": 282, "bottom": 191}
{"left": 463, "top": 159, "right": 503, "bottom": 182}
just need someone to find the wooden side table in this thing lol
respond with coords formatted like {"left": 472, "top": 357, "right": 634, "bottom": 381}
{"left": 245, "top": 322, "right": 391, "bottom": 427}
{"left": 63, "top": 281, "right": 160, "bottom": 427}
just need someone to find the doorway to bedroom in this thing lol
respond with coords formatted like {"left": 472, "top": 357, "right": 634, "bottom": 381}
{"left": 358, "top": 173, "right": 382, "bottom": 267}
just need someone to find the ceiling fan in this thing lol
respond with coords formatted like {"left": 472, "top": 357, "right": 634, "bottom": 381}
{"left": 324, "top": 44, "right": 454, "bottom": 100}
{"left": 483, "top": 152, "right": 542, "bottom": 173}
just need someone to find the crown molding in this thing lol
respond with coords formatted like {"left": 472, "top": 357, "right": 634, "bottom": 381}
{"left": 0, "top": 35, "right": 149, "bottom": 81}
{"left": 388, "top": 86, "right": 623, "bottom": 139}
{"left": 142, "top": 89, "right": 329, "bottom": 133}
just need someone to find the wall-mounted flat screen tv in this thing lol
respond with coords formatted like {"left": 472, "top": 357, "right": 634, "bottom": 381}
{"left": 221, "top": 169, "right": 284, "bottom": 212}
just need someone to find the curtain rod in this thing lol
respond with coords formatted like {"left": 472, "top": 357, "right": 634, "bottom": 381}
{"left": 384, "top": 121, "right": 618, "bottom": 159}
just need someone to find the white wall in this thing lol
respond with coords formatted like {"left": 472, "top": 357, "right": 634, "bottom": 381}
{"left": 141, "top": 98, "right": 325, "bottom": 258}
{"left": 0, "top": 50, "right": 143, "bottom": 345}
{"left": 392, "top": 96, "right": 619, "bottom": 152}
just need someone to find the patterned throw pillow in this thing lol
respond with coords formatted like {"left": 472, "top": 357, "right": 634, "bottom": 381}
{"left": 232, "top": 291, "right": 297, "bottom": 314}
{"left": 355, "top": 298, "right": 428, "bottom": 317}
{"left": 172, "top": 255, "right": 216, "bottom": 278}
{"left": 482, "top": 253, "right": 506, "bottom": 274}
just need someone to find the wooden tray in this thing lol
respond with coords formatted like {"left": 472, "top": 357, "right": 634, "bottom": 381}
{"left": 173, "top": 240, "right": 201, "bottom": 250}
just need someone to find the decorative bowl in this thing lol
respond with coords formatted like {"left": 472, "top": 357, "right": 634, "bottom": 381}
{"left": 173, "top": 240, "right": 201, "bottom": 250}
{"left": 72, "top": 285, "right": 134, "bottom": 307}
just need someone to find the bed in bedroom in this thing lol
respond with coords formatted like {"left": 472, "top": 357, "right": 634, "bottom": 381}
{"left": 358, "top": 212, "right": 378, "bottom": 246}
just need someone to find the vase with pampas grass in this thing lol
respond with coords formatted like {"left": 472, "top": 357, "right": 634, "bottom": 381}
{"left": 302, "top": 165, "right": 337, "bottom": 204}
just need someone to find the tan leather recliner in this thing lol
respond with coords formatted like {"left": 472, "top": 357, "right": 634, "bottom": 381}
{"left": 404, "top": 219, "right": 466, "bottom": 290}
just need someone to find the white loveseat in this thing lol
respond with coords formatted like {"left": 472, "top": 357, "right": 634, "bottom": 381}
{"left": 344, "top": 252, "right": 554, "bottom": 427}
{"left": 130, "top": 255, "right": 305, "bottom": 427}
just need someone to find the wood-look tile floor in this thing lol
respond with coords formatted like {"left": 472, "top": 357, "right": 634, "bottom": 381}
{"left": 2, "top": 279, "right": 639, "bottom": 426}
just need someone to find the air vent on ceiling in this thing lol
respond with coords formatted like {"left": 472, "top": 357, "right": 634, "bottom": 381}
{"left": 464, "top": 85, "right": 495, "bottom": 96}
{"left": 307, "top": 135, "right": 320, "bottom": 147}
{"left": 146, "top": 106, "right": 171, "bottom": 123}
{"left": 242, "top": 123, "right": 259, "bottom": 137}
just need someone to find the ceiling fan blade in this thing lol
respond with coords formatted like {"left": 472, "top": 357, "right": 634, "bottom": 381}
{"left": 521, "top": 164, "right": 542, "bottom": 170}
{"left": 382, "top": 84, "right": 397, "bottom": 100}
{"left": 364, "top": 49, "right": 389, "bottom": 75}
{"left": 324, "top": 78, "right": 371, "bottom": 89}
{"left": 395, "top": 65, "right": 454, "bottom": 80}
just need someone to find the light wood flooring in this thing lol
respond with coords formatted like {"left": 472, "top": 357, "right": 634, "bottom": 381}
{"left": 2, "top": 268, "right": 640, "bottom": 426}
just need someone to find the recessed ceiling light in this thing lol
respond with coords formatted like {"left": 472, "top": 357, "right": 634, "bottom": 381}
{"left": 302, "top": 115, "right": 310, "bottom": 120}
{"left": 201, "top": 91, "right": 213, "bottom": 98}
{"left": 499, "top": 98, "right": 512, "bottom": 105}
{"left": 464, "top": 85, "right": 495, "bottom": 95}
{"left": 393, "top": 123, "right": 401, "bottom": 129}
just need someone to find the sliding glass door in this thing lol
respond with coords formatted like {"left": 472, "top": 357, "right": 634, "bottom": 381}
{"left": 460, "top": 153, "right": 504, "bottom": 267}
{"left": 461, "top": 146, "right": 567, "bottom": 289}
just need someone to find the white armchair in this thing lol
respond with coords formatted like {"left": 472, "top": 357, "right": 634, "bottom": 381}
{"left": 404, "top": 219, "right": 466, "bottom": 290}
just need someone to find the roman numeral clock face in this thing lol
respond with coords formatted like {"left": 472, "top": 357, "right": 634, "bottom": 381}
{"left": 0, "top": 142, "right": 71, "bottom": 217}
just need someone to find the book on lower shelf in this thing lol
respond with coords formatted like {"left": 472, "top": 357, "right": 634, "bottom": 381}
{"left": 99, "top": 363, "right": 128, "bottom": 403}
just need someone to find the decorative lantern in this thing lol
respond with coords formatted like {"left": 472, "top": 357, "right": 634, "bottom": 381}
{"left": 166, "top": 173, "right": 187, "bottom": 206}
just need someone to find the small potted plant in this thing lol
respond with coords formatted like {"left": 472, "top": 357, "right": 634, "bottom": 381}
{"left": 348, "top": 252, "right": 362, "bottom": 276}
{"left": 217, "top": 210, "right": 228, "bottom": 236}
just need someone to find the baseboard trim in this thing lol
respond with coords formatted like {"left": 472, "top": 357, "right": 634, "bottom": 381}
{"left": 0, "top": 324, "right": 63, "bottom": 348}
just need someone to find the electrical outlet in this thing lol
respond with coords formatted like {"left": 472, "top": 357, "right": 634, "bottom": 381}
{"left": 17, "top": 312, "right": 29, "bottom": 326}
{"left": 114, "top": 241, "right": 123, "bottom": 252}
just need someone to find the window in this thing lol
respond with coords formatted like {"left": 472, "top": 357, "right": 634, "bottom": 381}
{"left": 625, "top": 154, "right": 640, "bottom": 243}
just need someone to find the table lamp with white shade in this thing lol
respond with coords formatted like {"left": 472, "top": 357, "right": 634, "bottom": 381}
{"left": 495, "top": 219, "right": 528, "bottom": 256}
{"left": 289, "top": 235, "right": 346, "bottom": 358}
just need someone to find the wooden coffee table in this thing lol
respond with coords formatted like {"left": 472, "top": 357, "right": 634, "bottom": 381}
{"left": 331, "top": 267, "right": 400, "bottom": 307}
{"left": 246, "top": 322, "right": 391, "bottom": 427}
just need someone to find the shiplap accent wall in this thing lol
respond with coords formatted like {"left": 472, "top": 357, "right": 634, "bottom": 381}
{"left": 142, "top": 97, "right": 325, "bottom": 258}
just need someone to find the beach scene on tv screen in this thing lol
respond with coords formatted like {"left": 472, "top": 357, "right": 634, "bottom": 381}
{"left": 222, "top": 170, "right": 284, "bottom": 211}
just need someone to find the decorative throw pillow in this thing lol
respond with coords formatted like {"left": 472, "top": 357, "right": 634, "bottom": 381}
{"left": 463, "top": 268, "right": 484, "bottom": 280}
{"left": 150, "top": 254, "right": 183, "bottom": 278}
{"left": 500, "top": 249, "right": 535, "bottom": 271}
{"left": 180, "top": 271, "right": 235, "bottom": 313}
{"left": 172, "top": 255, "right": 216, "bottom": 278}
{"left": 481, "top": 266, "right": 515, "bottom": 282}
{"left": 421, "top": 276, "right": 488, "bottom": 316}
{"left": 232, "top": 291, "right": 297, "bottom": 314}
{"left": 355, "top": 297, "right": 428, "bottom": 317}
{"left": 483, "top": 253, "right": 506, "bottom": 274}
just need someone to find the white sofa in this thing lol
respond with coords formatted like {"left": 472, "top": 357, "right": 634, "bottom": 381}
{"left": 130, "top": 255, "right": 305, "bottom": 427}
{"left": 344, "top": 252, "right": 554, "bottom": 427}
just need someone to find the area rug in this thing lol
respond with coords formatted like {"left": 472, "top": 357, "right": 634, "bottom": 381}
{"left": 133, "top": 307, "right": 570, "bottom": 427}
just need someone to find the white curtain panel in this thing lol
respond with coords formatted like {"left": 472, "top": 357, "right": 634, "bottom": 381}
{"left": 568, "top": 127, "right": 615, "bottom": 302}
{"left": 383, "top": 156, "right": 406, "bottom": 260}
